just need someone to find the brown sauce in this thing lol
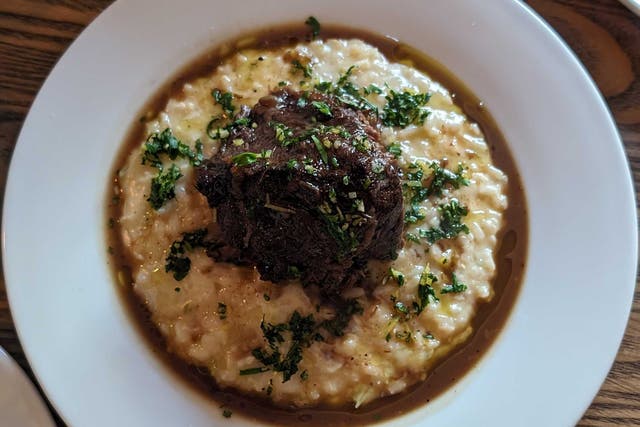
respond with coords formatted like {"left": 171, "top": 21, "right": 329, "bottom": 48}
{"left": 105, "top": 23, "right": 528, "bottom": 426}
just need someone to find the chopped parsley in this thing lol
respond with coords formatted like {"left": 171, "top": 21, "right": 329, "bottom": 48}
{"left": 395, "top": 331, "right": 413, "bottom": 343}
{"left": 206, "top": 116, "right": 251, "bottom": 140}
{"left": 317, "top": 207, "right": 359, "bottom": 255}
{"left": 231, "top": 150, "right": 271, "bottom": 166}
{"left": 243, "top": 299, "right": 363, "bottom": 382}
{"left": 218, "top": 302, "right": 228, "bottom": 320}
{"left": 405, "top": 232, "right": 420, "bottom": 243}
{"left": 371, "top": 158, "right": 385, "bottom": 174}
{"left": 147, "top": 164, "right": 182, "bottom": 209}
{"left": 267, "top": 122, "right": 351, "bottom": 174}
{"left": 248, "top": 311, "right": 318, "bottom": 382}
{"left": 142, "top": 128, "right": 203, "bottom": 168}
{"left": 141, "top": 128, "right": 203, "bottom": 209}
{"left": 305, "top": 16, "right": 321, "bottom": 39}
{"left": 314, "top": 81, "right": 332, "bottom": 92}
{"left": 394, "top": 300, "right": 409, "bottom": 315}
{"left": 319, "top": 298, "right": 363, "bottom": 337}
{"left": 239, "top": 367, "right": 269, "bottom": 376}
{"left": 421, "top": 199, "right": 470, "bottom": 243}
{"left": 311, "top": 100, "right": 332, "bottom": 117}
{"left": 426, "top": 162, "right": 469, "bottom": 197}
{"left": 382, "top": 90, "right": 431, "bottom": 127}
{"left": 270, "top": 121, "right": 295, "bottom": 146}
{"left": 287, "top": 265, "right": 301, "bottom": 277}
{"left": 292, "top": 59, "right": 313, "bottom": 79}
{"left": 297, "top": 91, "right": 309, "bottom": 107}
{"left": 404, "top": 203, "right": 425, "bottom": 224}
{"left": 337, "top": 65, "right": 356, "bottom": 85}
{"left": 387, "top": 143, "right": 402, "bottom": 158}
{"left": 286, "top": 159, "right": 299, "bottom": 169}
{"left": 441, "top": 273, "right": 468, "bottom": 294}
{"left": 363, "top": 84, "right": 383, "bottom": 95}
{"left": 211, "top": 89, "right": 235, "bottom": 116}
{"left": 311, "top": 135, "right": 328, "bottom": 163}
{"left": 403, "top": 161, "right": 469, "bottom": 210}
{"left": 401, "top": 162, "right": 470, "bottom": 236}
{"left": 314, "top": 66, "right": 378, "bottom": 113}
{"left": 388, "top": 268, "right": 405, "bottom": 286}
{"left": 414, "top": 269, "right": 439, "bottom": 314}
{"left": 164, "top": 228, "right": 207, "bottom": 281}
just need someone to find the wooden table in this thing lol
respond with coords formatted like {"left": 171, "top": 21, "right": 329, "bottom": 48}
{"left": 0, "top": 0, "right": 638, "bottom": 425}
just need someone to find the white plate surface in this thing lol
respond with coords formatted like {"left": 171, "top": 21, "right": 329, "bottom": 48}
{"left": 3, "top": 0, "right": 637, "bottom": 426}
{"left": 619, "top": 0, "right": 640, "bottom": 16}
{"left": 0, "top": 347, "right": 55, "bottom": 427}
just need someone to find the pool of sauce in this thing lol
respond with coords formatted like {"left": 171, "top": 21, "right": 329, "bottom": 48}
{"left": 105, "top": 23, "right": 528, "bottom": 426}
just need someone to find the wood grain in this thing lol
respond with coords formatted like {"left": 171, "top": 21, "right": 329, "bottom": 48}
{"left": 0, "top": 0, "right": 638, "bottom": 425}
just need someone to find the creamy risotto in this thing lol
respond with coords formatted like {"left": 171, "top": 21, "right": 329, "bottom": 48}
{"left": 115, "top": 33, "right": 508, "bottom": 410}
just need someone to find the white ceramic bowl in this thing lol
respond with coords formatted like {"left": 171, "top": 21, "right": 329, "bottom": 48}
{"left": 3, "top": 0, "right": 637, "bottom": 426}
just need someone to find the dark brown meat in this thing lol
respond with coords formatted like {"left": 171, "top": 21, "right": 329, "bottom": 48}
{"left": 196, "top": 89, "right": 403, "bottom": 293}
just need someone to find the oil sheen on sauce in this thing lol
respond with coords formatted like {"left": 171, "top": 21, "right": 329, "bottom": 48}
{"left": 105, "top": 23, "right": 528, "bottom": 426}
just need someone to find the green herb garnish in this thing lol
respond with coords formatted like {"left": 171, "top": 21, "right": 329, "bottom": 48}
{"left": 305, "top": 16, "right": 321, "bottom": 39}
{"left": 247, "top": 311, "right": 318, "bottom": 382}
{"left": 270, "top": 121, "right": 295, "bottom": 146}
{"left": 371, "top": 158, "right": 385, "bottom": 174}
{"left": 395, "top": 331, "right": 413, "bottom": 343}
{"left": 206, "top": 116, "right": 251, "bottom": 140}
{"left": 292, "top": 59, "right": 313, "bottom": 79}
{"left": 239, "top": 367, "right": 269, "bottom": 376}
{"left": 147, "top": 164, "right": 182, "bottom": 209}
{"left": 405, "top": 232, "right": 420, "bottom": 243}
{"left": 387, "top": 143, "right": 402, "bottom": 158}
{"left": 142, "top": 128, "right": 203, "bottom": 168}
{"left": 314, "top": 66, "right": 378, "bottom": 113}
{"left": 311, "top": 100, "right": 332, "bottom": 117}
{"left": 311, "top": 134, "right": 328, "bottom": 163}
{"left": 211, "top": 89, "right": 235, "bottom": 116}
{"left": 231, "top": 150, "right": 271, "bottom": 166}
{"left": 382, "top": 90, "right": 431, "bottom": 127}
{"left": 441, "top": 273, "right": 468, "bottom": 294}
{"left": 421, "top": 199, "right": 469, "bottom": 243}
{"left": 218, "top": 302, "right": 228, "bottom": 320}
{"left": 394, "top": 300, "right": 409, "bottom": 315}
{"left": 364, "top": 84, "right": 383, "bottom": 95}
{"left": 319, "top": 298, "right": 363, "bottom": 337}
{"left": 388, "top": 268, "right": 405, "bottom": 287}
{"left": 426, "top": 162, "right": 469, "bottom": 197}
{"left": 404, "top": 203, "right": 425, "bottom": 224}
{"left": 414, "top": 269, "right": 439, "bottom": 314}
{"left": 165, "top": 228, "right": 207, "bottom": 281}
